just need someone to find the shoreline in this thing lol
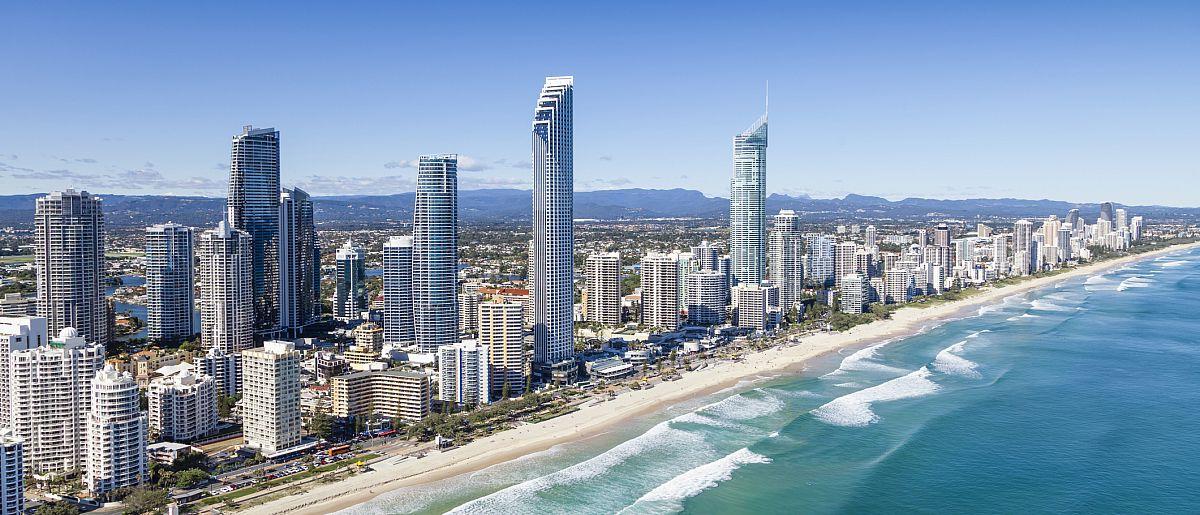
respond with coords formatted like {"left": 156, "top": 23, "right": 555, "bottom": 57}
{"left": 242, "top": 242, "right": 1198, "bottom": 515}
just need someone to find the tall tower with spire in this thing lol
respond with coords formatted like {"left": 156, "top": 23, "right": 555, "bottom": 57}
{"left": 730, "top": 91, "right": 769, "bottom": 287}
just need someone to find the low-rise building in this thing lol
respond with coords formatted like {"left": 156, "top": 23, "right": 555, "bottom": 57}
{"left": 330, "top": 369, "right": 430, "bottom": 422}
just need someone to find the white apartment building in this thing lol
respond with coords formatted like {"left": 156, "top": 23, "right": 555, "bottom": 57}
{"left": 438, "top": 341, "right": 490, "bottom": 406}
{"left": 144, "top": 222, "right": 195, "bottom": 342}
{"left": 198, "top": 221, "right": 254, "bottom": 353}
{"left": 331, "top": 369, "right": 430, "bottom": 422}
{"left": 85, "top": 366, "right": 147, "bottom": 496}
{"left": 885, "top": 268, "right": 914, "bottom": 304}
{"left": 7, "top": 327, "right": 104, "bottom": 478}
{"left": 0, "top": 317, "right": 47, "bottom": 426}
{"left": 479, "top": 302, "right": 525, "bottom": 398}
{"left": 34, "top": 190, "right": 109, "bottom": 347}
{"left": 687, "top": 270, "right": 727, "bottom": 325}
{"left": 641, "top": 252, "right": 679, "bottom": 330}
{"left": 733, "top": 284, "right": 769, "bottom": 331}
{"left": 840, "top": 273, "right": 869, "bottom": 314}
{"left": 585, "top": 252, "right": 622, "bottom": 326}
{"left": 148, "top": 365, "right": 218, "bottom": 442}
{"left": 242, "top": 341, "right": 301, "bottom": 454}
{"left": 194, "top": 346, "right": 241, "bottom": 397}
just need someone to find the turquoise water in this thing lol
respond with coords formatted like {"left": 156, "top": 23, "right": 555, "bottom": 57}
{"left": 340, "top": 248, "right": 1200, "bottom": 514}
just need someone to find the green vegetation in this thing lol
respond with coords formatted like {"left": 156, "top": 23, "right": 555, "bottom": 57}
{"left": 621, "top": 273, "right": 640, "bottom": 296}
{"left": 402, "top": 392, "right": 560, "bottom": 442}
{"left": 34, "top": 502, "right": 79, "bottom": 515}
{"left": 119, "top": 486, "right": 169, "bottom": 514}
{"left": 218, "top": 393, "right": 241, "bottom": 418}
{"left": 307, "top": 411, "right": 335, "bottom": 439}
{"left": 200, "top": 453, "right": 382, "bottom": 506}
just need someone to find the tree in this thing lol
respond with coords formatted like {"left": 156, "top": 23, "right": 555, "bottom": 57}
{"left": 175, "top": 468, "right": 209, "bottom": 489}
{"left": 308, "top": 411, "right": 334, "bottom": 440}
{"left": 121, "top": 487, "right": 169, "bottom": 514}
{"left": 34, "top": 502, "right": 79, "bottom": 515}
{"left": 217, "top": 393, "right": 241, "bottom": 418}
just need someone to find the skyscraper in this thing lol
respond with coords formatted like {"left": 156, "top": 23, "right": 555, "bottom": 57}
{"left": 85, "top": 366, "right": 147, "bottom": 496}
{"left": 531, "top": 76, "right": 575, "bottom": 371}
{"left": 1013, "top": 219, "right": 1035, "bottom": 275}
{"left": 35, "top": 190, "right": 108, "bottom": 347}
{"left": 242, "top": 341, "right": 301, "bottom": 454}
{"left": 413, "top": 155, "right": 459, "bottom": 353}
{"left": 768, "top": 210, "right": 804, "bottom": 311}
{"left": 383, "top": 236, "right": 414, "bottom": 345}
{"left": 279, "top": 187, "right": 321, "bottom": 336}
{"left": 334, "top": 240, "right": 366, "bottom": 321}
{"left": 1099, "top": 202, "right": 1115, "bottom": 224}
{"left": 145, "top": 223, "right": 194, "bottom": 343}
{"left": 730, "top": 108, "right": 768, "bottom": 287}
{"left": 585, "top": 252, "right": 621, "bottom": 326}
{"left": 197, "top": 221, "right": 254, "bottom": 354}
{"left": 934, "top": 223, "right": 952, "bottom": 248}
{"left": 227, "top": 126, "right": 281, "bottom": 335}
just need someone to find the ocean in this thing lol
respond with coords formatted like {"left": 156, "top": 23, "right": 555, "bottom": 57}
{"left": 339, "top": 248, "right": 1200, "bottom": 514}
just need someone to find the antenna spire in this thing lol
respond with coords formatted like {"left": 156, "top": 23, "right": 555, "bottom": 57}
{"left": 765, "top": 80, "right": 769, "bottom": 118}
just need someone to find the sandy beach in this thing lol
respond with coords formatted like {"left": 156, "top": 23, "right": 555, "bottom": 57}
{"left": 240, "top": 242, "right": 1198, "bottom": 515}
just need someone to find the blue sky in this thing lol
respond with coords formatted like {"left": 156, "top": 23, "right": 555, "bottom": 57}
{"left": 1, "top": 2, "right": 1197, "bottom": 205}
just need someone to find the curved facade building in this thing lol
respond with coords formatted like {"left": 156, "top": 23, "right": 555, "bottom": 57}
{"left": 413, "top": 155, "right": 458, "bottom": 353}
{"left": 730, "top": 113, "right": 767, "bottom": 287}
{"left": 227, "top": 126, "right": 281, "bottom": 335}
{"left": 531, "top": 76, "right": 575, "bottom": 369}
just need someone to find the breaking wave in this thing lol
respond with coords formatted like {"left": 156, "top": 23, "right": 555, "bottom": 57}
{"left": 932, "top": 340, "right": 981, "bottom": 379}
{"left": 618, "top": 448, "right": 771, "bottom": 514}
{"left": 812, "top": 367, "right": 940, "bottom": 427}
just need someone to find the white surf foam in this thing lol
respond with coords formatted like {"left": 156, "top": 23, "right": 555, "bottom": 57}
{"left": 1006, "top": 313, "right": 1041, "bottom": 321}
{"left": 1160, "top": 260, "right": 1189, "bottom": 268}
{"left": 977, "top": 303, "right": 1003, "bottom": 316}
{"left": 1117, "top": 276, "right": 1155, "bottom": 292}
{"left": 932, "top": 340, "right": 981, "bottom": 379}
{"left": 1029, "top": 299, "right": 1072, "bottom": 312}
{"left": 696, "top": 390, "right": 786, "bottom": 421}
{"left": 824, "top": 340, "right": 906, "bottom": 377}
{"left": 448, "top": 418, "right": 705, "bottom": 513}
{"left": 812, "top": 367, "right": 940, "bottom": 427}
{"left": 619, "top": 448, "right": 771, "bottom": 513}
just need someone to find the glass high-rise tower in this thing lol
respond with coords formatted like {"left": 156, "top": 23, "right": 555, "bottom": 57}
{"left": 227, "top": 126, "right": 281, "bottom": 336}
{"left": 413, "top": 155, "right": 458, "bottom": 353}
{"left": 279, "top": 187, "right": 320, "bottom": 335}
{"left": 531, "top": 76, "right": 575, "bottom": 371}
{"left": 730, "top": 111, "right": 768, "bottom": 287}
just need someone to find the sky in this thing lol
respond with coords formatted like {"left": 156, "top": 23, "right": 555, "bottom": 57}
{"left": 1, "top": 2, "right": 1197, "bottom": 205}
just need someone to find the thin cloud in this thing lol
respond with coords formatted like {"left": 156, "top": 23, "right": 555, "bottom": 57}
{"left": 598, "top": 155, "right": 613, "bottom": 161}
{"left": 383, "top": 160, "right": 416, "bottom": 169}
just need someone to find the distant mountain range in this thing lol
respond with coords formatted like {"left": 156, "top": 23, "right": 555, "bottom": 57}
{"left": 1, "top": 189, "right": 1196, "bottom": 229}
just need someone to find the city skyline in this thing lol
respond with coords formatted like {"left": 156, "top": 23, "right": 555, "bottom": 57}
{"left": 2, "top": 3, "right": 1198, "bottom": 205}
